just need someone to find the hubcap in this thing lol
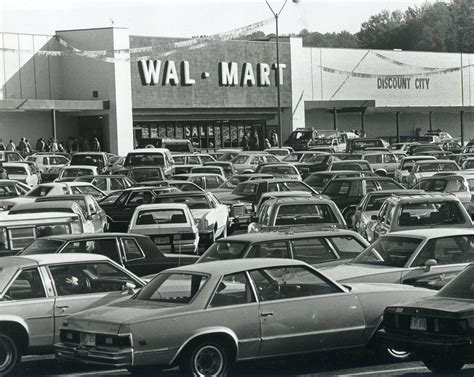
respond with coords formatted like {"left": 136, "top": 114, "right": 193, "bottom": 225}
{"left": 194, "top": 345, "right": 224, "bottom": 376}
{"left": 0, "top": 338, "right": 13, "bottom": 372}
{"left": 387, "top": 348, "right": 410, "bottom": 359}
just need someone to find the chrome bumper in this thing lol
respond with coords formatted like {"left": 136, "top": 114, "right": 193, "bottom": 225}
{"left": 55, "top": 343, "right": 133, "bottom": 367}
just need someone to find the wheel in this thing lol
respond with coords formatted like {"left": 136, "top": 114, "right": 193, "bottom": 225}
{"left": 375, "top": 341, "right": 411, "bottom": 363}
{"left": 422, "top": 353, "right": 465, "bottom": 374}
{"left": 0, "top": 332, "right": 20, "bottom": 376}
{"left": 181, "top": 341, "right": 230, "bottom": 377}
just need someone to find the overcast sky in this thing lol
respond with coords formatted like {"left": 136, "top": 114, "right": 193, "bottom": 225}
{"left": 1, "top": 0, "right": 441, "bottom": 37}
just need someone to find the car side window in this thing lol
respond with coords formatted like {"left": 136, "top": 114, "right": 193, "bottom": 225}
{"left": 249, "top": 266, "right": 340, "bottom": 302}
{"left": 93, "top": 177, "right": 107, "bottom": 191}
{"left": 206, "top": 177, "right": 220, "bottom": 189}
{"left": 61, "top": 239, "right": 121, "bottom": 263}
{"left": 4, "top": 268, "right": 46, "bottom": 300}
{"left": 122, "top": 238, "right": 145, "bottom": 261}
{"left": 128, "top": 191, "right": 153, "bottom": 205}
{"left": 247, "top": 241, "right": 289, "bottom": 258}
{"left": 192, "top": 177, "right": 204, "bottom": 188}
{"left": 110, "top": 178, "right": 126, "bottom": 191}
{"left": 328, "top": 236, "right": 366, "bottom": 259}
{"left": 365, "top": 181, "right": 378, "bottom": 193}
{"left": 412, "top": 236, "right": 474, "bottom": 267}
{"left": 49, "top": 262, "right": 134, "bottom": 296}
{"left": 188, "top": 156, "right": 200, "bottom": 165}
{"left": 209, "top": 272, "right": 255, "bottom": 308}
{"left": 291, "top": 238, "right": 337, "bottom": 264}
{"left": 384, "top": 154, "right": 397, "bottom": 163}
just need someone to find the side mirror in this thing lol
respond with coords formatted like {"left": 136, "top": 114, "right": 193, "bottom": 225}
{"left": 424, "top": 259, "right": 438, "bottom": 272}
{"left": 124, "top": 282, "right": 137, "bottom": 295}
{"left": 371, "top": 214, "right": 378, "bottom": 221}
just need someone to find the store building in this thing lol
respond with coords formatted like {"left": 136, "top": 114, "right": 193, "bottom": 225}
{"left": 0, "top": 27, "right": 473, "bottom": 154}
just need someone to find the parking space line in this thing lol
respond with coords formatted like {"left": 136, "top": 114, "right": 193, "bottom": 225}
{"left": 337, "top": 366, "right": 427, "bottom": 376}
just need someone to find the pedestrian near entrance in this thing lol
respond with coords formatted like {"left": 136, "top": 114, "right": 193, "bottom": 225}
{"left": 51, "top": 139, "right": 59, "bottom": 152}
{"left": 0, "top": 139, "right": 5, "bottom": 151}
{"left": 25, "top": 138, "right": 32, "bottom": 154}
{"left": 18, "top": 138, "right": 27, "bottom": 154}
{"left": 249, "top": 130, "right": 259, "bottom": 151}
{"left": 241, "top": 131, "right": 249, "bottom": 151}
{"left": 270, "top": 129, "right": 279, "bottom": 147}
{"left": 91, "top": 137, "right": 101, "bottom": 152}
{"left": 264, "top": 138, "right": 272, "bottom": 149}
{"left": 36, "top": 138, "right": 45, "bottom": 152}
{"left": 6, "top": 140, "right": 15, "bottom": 151}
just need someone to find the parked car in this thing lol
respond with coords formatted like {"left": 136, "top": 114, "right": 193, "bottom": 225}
{"left": 190, "top": 165, "right": 226, "bottom": 179}
{"left": 154, "top": 192, "right": 229, "bottom": 247}
{"left": 407, "top": 143, "right": 443, "bottom": 156}
{"left": 0, "top": 212, "right": 86, "bottom": 256}
{"left": 74, "top": 174, "right": 134, "bottom": 194}
{"left": 129, "top": 203, "right": 199, "bottom": 254}
{"left": 406, "top": 160, "right": 461, "bottom": 188}
{"left": 137, "top": 138, "right": 194, "bottom": 153}
{"left": 304, "top": 171, "right": 375, "bottom": 192}
{"left": 55, "top": 258, "right": 432, "bottom": 375}
{"left": 63, "top": 181, "right": 107, "bottom": 200}
{"left": 295, "top": 153, "right": 336, "bottom": 177}
{"left": 394, "top": 155, "right": 437, "bottom": 184}
{"left": 215, "top": 173, "right": 274, "bottom": 190}
{"left": 248, "top": 197, "right": 347, "bottom": 233}
{"left": 123, "top": 148, "right": 175, "bottom": 177}
{"left": 361, "top": 152, "right": 398, "bottom": 177}
{"left": 56, "top": 165, "right": 98, "bottom": 182}
{"left": 413, "top": 175, "right": 472, "bottom": 215}
{"left": 214, "top": 148, "right": 241, "bottom": 161}
{"left": 7, "top": 201, "right": 97, "bottom": 234}
{"left": 255, "top": 191, "right": 313, "bottom": 214}
{"left": 378, "top": 263, "right": 474, "bottom": 374}
{"left": 166, "top": 180, "right": 204, "bottom": 192}
{"left": 26, "top": 154, "right": 70, "bottom": 181}
{"left": 321, "top": 177, "right": 404, "bottom": 212}
{"left": 263, "top": 147, "right": 294, "bottom": 161}
{"left": 0, "top": 151, "right": 24, "bottom": 162}
{"left": 99, "top": 186, "right": 178, "bottom": 232}
{"left": 254, "top": 162, "right": 302, "bottom": 180}
{"left": 20, "top": 233, "right": 199, "bottom": 276}
{"left": 327, "top": 160, "right": 373, "bottom": 173}
{"left": 172, "top": 153, "right": 204, "bottom": 174}
{"left": 199, "top": 229, "right": 369, "bottom": 264}
{"left": 231, "top": 152, "right": 280, "bottom": 173}
{"left": 3, "top": 162, "right": 38, "bottom": 187}
{"left": 172, "top": 173, "right": 225, "bottom": 190}
{"left": 0, "top": 179, "right": 30, "bottom": 199}
{"left": 321, "top": 228, "right": 474, "bottom": 288}
{"left": 346, "top": 138, "right": 386, "bottom": 153}
{"left": 351, "top": 189, "right": 423, "bottom": 239}
{"left": 202, "top": 161, "right": 236, "bottom": 178}
{"left": 282, "top": 150, "right": 324, "bottom": 164}
{"left": 370, "top": 194, "right": 473, "bottom": 241}
{"left": 0, "top": 253, "right": 145, "bottom": 375}
{"left": 35, "top": 194, "right": 108, "bottom": 233}
{"left": 69, "top": 152, "right": 109, "bottom": 174}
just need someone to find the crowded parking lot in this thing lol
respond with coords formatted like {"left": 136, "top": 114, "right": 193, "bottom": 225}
{"left": 1, "top": 130, "right": 474, "bottom": 376}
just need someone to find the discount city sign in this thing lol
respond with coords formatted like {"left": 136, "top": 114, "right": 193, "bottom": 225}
{"left": 377, "top": 76, "right": 431, "bottom": 90}
{"left": 138, "top": 60, "right": 286, "bottom": 87}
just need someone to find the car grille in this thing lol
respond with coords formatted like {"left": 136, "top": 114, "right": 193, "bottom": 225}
{"left": 232, "top": 204, "right": 245, "bottom": 217}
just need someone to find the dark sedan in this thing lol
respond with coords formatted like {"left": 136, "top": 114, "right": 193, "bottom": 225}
{"left": 19, "top": 233, "right": 198, "bottom": 276}
{"left": 378, "top": 264, "right": 474, "bottom": 374}
{"left": 99, "top": 186, "right": 178, "bottom": 231}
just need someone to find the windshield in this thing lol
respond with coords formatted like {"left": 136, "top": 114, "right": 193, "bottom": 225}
{"left": 136, "top": 209, "right": 187, "bottom": 225}
{"left": 331, "top": 163, "right": 368, "bottom": 171}
{"left": 301, "top": 153, "right": 321, "bottom": 162}
{"left": 366, "top": 194, "right": 390, "bottom": 211}
{"left": 232, "top": 182, "right": 258, "bottom": 195}
{"left": 135, "top": 272, "right": 208, "bottom": 304}
{"left": 398, "top": 202, "right": 466, "bottom": 226}
{"left": 124, "top": 153, "right": 164, "bottom": 167}
{"left": 314, "top": 138, "right": 333, "bottom": 145}
{"left": 21, "top": 239, "right": 64, "bottom": 254}
{"left": 100, "top": 191, "right": 122, "bottom": 205}
{"left": 232, "top": 155, "right": 250, "bottom": 164}
{"left": 260, "top": 166, "right": 296, "bottom": 175}
{"left": 71, "top": 155, "right": 104, "bottom": 167}
{"left": 199, "top": 241, "right": 248, "bottom": 262}
{"left": 288, "top": 130, "right": 312, "bottom": 141}
{"left": 130, "top": 168, "right": 164, "bottom": 182}
{"left": 283, "top": 153, "right": 302, "bottom": 162}
{"left": 438, "top": 265, "right": 474, "bottom": 300}
{"left": 353, "top": 236, "right": 422, "bottom": 267}
{"left": 63, "top": 168, "right": 93, "bottom": 178}
{"left": 156, "top": 195, "right": 210, "bottom": 209}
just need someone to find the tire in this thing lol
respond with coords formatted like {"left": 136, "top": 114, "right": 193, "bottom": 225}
{"left": 422, "top": 353, "right": 465, "bottom": 374}
{"left": 181, "top": 340, "right": 231, "bottom": 377}
{"left": 0, "top": 332, "right": 20, "bottom": 376}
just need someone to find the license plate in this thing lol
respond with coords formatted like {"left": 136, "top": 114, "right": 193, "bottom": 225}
{"left": 410, "top": 316, "right": 427, "bottom": 331}
{"left": 154, "top": 236, "right": 169, "bottom": 245}
{"left": 83, "top": 333, "right": 96, "bottom": 346}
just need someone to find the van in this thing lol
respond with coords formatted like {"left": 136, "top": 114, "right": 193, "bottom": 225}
{"left": 123, "top": 148, "right": 175, "bottom": 177}
{"left": 0, "top": 212, "right": 84, "bottom": 256}
{"left": 137, "top": 138, "right": 194, "bottom": 154}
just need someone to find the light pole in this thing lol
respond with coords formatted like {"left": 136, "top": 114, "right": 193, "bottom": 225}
{"left": 266, "top": 0, "right": 299, "bottom": 147}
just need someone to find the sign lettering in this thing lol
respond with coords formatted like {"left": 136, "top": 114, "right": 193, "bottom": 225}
{"left": 377, "top": 77, "right": 430, "bottom": 90}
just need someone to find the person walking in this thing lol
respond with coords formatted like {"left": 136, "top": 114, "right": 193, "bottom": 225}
{"left": 91, "top": 137, "right": 101, "bottom": 152}
{"left": 249, "top": 130, "right": 260, "bottom": 151}
{"left": 18, "top": 137, "right": 27, "bottom": 155}
{"left": 264, "top": 138, "right": 272, "bottom": 149}
{"left": 241, "top": 131, "right": 249, "bottom": 151}
{"left": 0, "top": 139, "right": 5, "bottom": 151}
{"left": 6, "top": 140, "right": 15, "bottom": 151}
{"left": 66, "top": 137, "right": 74, "bottom": 154}
{"left": 25, "top": 138, "right": 32, "bottom": 154}
{"left": 270, "top": 129, "right": 279, "bottom": 147}
{"left": 36, "top": 138, "right": 45, "bottom": 152}
{"left": 51, "top": 139, "right": 59, "bottom": 152}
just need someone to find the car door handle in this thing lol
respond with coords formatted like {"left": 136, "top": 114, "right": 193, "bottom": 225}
{"left": 56, "top": 305, "right": 69, "bottom": 310}
{"left": 260, "top": 311, "right": 274, "bottom": 317}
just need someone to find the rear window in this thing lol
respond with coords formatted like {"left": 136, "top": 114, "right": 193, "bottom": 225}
{"left": 71, "top": 155, "right": 104, "bottom": 167}
{"left": 275, "top": 204, "right": 338, "bottom": 225}
{"left": 398, "top": 201, "right": 466, "bottom": 226}
{"left": 63, "top": 168, "right": 93, "bottom": 178}
{"left": 198, "top": 241, "right": 248, "bottom": 262}
{"left": 124, "top": 153, "right": 164, "bottom": 167}
{"left": 5, "top": 166, "right": 26, "bottom": 175}
{"left": 136, "top": 209, "right": 187, "bottom": 225}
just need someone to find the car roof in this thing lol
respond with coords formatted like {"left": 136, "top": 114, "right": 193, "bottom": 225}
{"left": 0, "top": 211, "right": 79, "bottom": 221}
{"left": 367, "top": 189, "right": 423, "bottom": 196}
{"left": 260, "top": 191, "right": 312, "bottom": 198}
{"left": 129, "top": 148, "right": 169, "bottom": 153}
{"left": 266, "top": 196, "right": 332, "bottom": 205}
{"left": 388, "top": 193, "right": 460, "bottom": 202}
{"left": 156, "top": 192, "right": 208, "bottom": 198}
{"left": 35, "top": 195, "right": 91, "bottom": 201}
{"left": 384, "top": 228, "right": 474, "bottom": 239}
{"left": 173, "top": 173, "right": 223, "bottom": 178}
{"left": 36, "top": 233, "right": 148, "bottom": 242}
{"left": 3, "top": 162, "right": 27, "bottom": 167}
{"left": 329, "top": 176, "right": 393, "bottom": 182}
{"left": 400, "top": 155, "right": 437, "bottom": 160}
{"left": 2, "top": 253, "right": 109, "bottom": 267}
{"left": 63, "top": 165, "right": 97, "bottom": 169}
{"left": 415, "top": 159, "right": 455, "bottom": 164}
{"left": 217, "top": 229, "right": 358, "bottom": 243}
{"left": 169, "top": 258, "right": 307, "bottom": 275}
{"left": 239, "top": 178, "right": 303, "bottom": 184}
{"left": 11, "top": 201, "right": 78, "bottom": 211}
{"left": 136, "top": 203, "right": 190, "bottom": 210}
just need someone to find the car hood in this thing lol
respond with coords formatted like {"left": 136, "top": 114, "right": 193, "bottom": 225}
{"left": 320, "top": 262, "right": 402, "bottom": 282}
{"left": 389, "top": 296, "right": 474, "bottom": 317}
{"left": 64, "top": 299, "right": 191, "bottom": 332}
{"left": 191, "top": 208, "right": 211, "bottom": 218}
